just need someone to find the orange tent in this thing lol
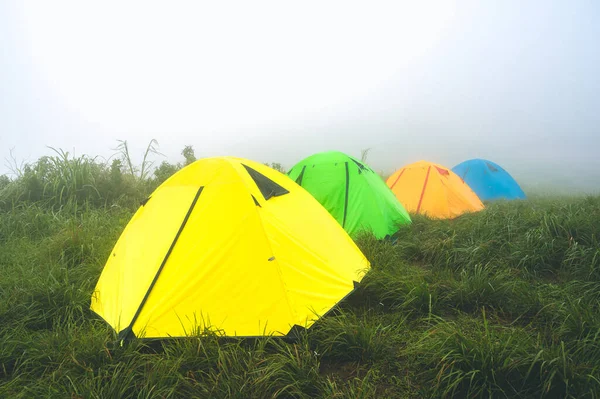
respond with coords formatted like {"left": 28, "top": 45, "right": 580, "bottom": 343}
{"left": 386, "top": 160, "right": 484, "bottom": 219}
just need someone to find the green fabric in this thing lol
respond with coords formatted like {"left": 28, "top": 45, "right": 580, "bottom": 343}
{"left": 288, "top": 151, "right": 411, "bottom": 239}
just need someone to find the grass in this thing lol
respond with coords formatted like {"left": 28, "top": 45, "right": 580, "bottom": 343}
{"left": 1, "top": 149, "right": 600, "bottom": 397}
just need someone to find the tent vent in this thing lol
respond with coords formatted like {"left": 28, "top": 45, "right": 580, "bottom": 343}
{"left": 351, "top": 159, "right": 370, "bottom": 174}
{"left": 140, "top": 196, "right": 151, "bottom": 206}
{"left": 295, "top": 165, "right": 306, "bottom": 185}
{"left": 268, "top": 256, "right": 275, "bottom": 261}
{"left": 434, "top": 166, "right": 450, "bottom": 176}
{"left": 242, "top": 164, "right": 289, "bottom": 200}
{"left": 252, "top": 195, "right": 261, "bottom": 207}
{"left": 486, "top": 162, "right": 499, "bottom": 172}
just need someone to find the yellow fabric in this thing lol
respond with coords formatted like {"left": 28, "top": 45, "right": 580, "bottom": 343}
{"left": 91, "top": 157, "right": 369, "bottom": 338}
{"left": 386, "top": 160, "right": 484, "bottom": 219}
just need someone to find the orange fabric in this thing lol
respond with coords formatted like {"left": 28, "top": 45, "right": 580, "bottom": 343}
{"left": 415, "top": 166, "right": 431, "bottom": 213}
{"left": 389, "top": 169, "right": 405, "bottom": 189}
{"left": 386, "top": 160, "right": 484, "bottom": 219}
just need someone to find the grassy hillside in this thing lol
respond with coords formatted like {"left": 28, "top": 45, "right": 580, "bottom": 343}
{"left": 1, "top": 150, "right": 599, "bottom": 397}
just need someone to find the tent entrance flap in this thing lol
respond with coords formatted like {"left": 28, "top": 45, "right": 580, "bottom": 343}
{"left": 119, "top": 186, "right": 204, "bottom": 341}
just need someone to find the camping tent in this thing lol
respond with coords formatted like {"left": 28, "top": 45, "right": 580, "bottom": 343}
{"left": 386, "top": 160, "right": 484, "bottom": 219}
{"left": 91, "top": 157, "right": 369, "bottom": 339}
{"left": 452, "top": 158, "right": 526, "bottom": 201}
{"left": 287, "top": 151, "right": 411, "bottom": 239}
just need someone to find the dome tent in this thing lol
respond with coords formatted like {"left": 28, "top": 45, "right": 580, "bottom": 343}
{"left": 452, "top": 158, "right": 526, "bottom": 201}
{"left": 287, "top": 151, "right": 411, "bottom": 239}
{"left": 386, "top": 160, "right": 484, "bottom": 219}
{"left": 91, "top": 157, "right": 369, "bottom": 340}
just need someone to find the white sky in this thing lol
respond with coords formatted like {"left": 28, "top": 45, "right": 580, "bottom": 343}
{"left": 1, "top": 1, "right": 599, "bottom": 187}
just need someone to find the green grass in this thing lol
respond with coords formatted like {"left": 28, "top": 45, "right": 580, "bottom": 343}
{"left": 1, "top": 150, "right": 600, "bottom": 397}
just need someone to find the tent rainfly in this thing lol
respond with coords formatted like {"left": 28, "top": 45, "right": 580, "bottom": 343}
{"left": 288, "top": 151, "right": 411, "bottom": 239}
{"left": 91, "top": 157, "right": 369, "bottom": 340}
{"left": 452, "top": 158, "right": 526, "bottom": 201}
{"left": 386, "top": 160, "right": 484, "bottom": 219}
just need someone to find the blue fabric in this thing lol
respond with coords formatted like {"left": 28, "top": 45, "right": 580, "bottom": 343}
{"left": 452, "top": 159, "right": 526, "bottom": 201}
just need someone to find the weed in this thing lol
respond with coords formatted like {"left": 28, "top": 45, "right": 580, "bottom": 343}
{"left": 1, "top": 147, "right": 600, "bottom": 397}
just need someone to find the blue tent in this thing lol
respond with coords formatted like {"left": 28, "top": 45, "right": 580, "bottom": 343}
{"left": 452, "top": 159, "right": 526, "bottom": 201}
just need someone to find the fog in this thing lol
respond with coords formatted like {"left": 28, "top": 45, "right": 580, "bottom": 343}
{"left": 1, "top": 1, "right": 599, "bottom": 192}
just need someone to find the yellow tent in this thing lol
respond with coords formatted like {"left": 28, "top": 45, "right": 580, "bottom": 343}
{"left": 386, "top": 160, "right": 484, "bottom": 219}
{"left": 91, "top": 157, "right": 369, "bottom": 339}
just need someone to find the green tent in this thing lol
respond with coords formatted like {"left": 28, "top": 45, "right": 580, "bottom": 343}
{"left": 288, "top": 151, "right": 411, "bottom": 239}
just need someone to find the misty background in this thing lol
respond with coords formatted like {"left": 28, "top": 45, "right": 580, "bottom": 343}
{"left": 1, "top": 1, "right": 599, "bottom": 193}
